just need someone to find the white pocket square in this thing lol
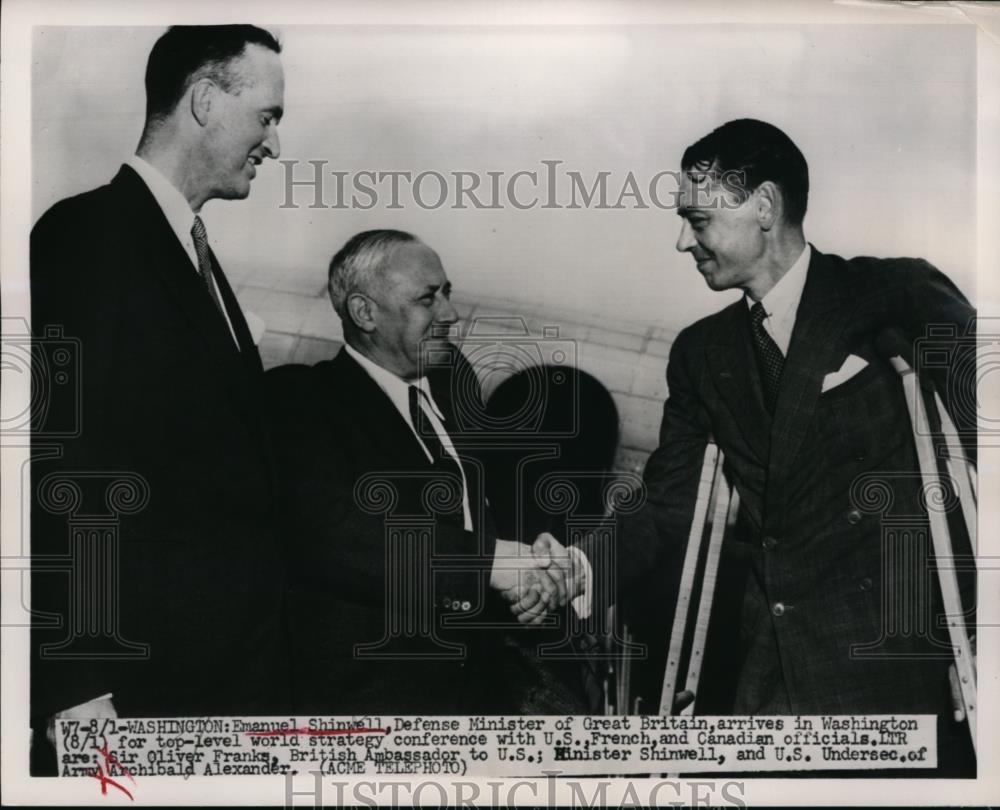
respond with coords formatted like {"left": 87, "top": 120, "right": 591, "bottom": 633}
{"left": 822, "top": 354, "right": 868, "bottom": 392}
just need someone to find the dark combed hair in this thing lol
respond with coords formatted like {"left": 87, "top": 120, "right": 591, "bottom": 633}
{"left": 681, "top": 118, "right": 810, "bottom": 226}
{"left": 143, "top": 25, "right": 281, "bottom": 126}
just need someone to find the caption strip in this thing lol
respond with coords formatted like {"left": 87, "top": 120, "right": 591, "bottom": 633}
{"left": 56, "top": 714, "right": 935, "bottom": 781}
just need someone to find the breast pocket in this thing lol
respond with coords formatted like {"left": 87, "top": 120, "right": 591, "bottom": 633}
{"left": 820, "top": 360, "right": 911, "bottom": 469}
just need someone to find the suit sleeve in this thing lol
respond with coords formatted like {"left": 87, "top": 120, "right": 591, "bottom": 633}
{"left": 31, "top": 200, "right": 121, "bottom": 442}
{"left": 265, "top": 365, "right": 493, "bottom": 609}
{"left": 902, "top": 261, "right": 977, "bottom": 626}
{"left": 609, "top": 329, "right": 713, "bottom": 591}
{"left": 902, "top": 260, "right": 977, "bottom": 464}
{"left": 30, "top": 199, "right": 124, "bottom": 719}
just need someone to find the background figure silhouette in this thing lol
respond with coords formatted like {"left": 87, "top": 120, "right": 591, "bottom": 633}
{"left": 484, "top": 365, "right": 619, "bottom": 713}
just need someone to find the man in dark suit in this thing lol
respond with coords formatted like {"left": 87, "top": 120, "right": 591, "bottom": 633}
{"left": 620, "top": 119, "right": 976, "bottom": 773}
{"left": 31, "top": 25, "right": 287, "bottom": 744}
{"left": 266, "top": 230, "right": 578, "bottom": 714}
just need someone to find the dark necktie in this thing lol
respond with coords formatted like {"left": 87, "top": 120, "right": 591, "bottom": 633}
{"left": 191, "top": 215, "right": 226, "bottom": 317}
{"left": 750, "top": 301, "right": 784, "bottom": 412}
{"left": 408, "top": 385, "right": 467, "bottom": 524}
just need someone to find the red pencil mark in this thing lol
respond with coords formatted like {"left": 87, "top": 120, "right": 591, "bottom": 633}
{"left": 97, "top": 743, "right": 136, "bottom": 783}
{"left": 244, "top": 726, "right": 390, "bottom": 738}
{"left": 89, "top": 763, "right": 134, "bottom": 801}
{"left": 90, "top": 743, "right": 135, "bottom": 800}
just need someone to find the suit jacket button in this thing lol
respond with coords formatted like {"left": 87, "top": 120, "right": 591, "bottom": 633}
{"left": 846, "top": 509, "right": 862, "bottom": 525}
{"left": 442, "top": 598, "right": 453, "bottom": 609}
{"left": 762, "top": 535, "right": 779, "bottom": 550}
{"left": 859, "top": 577, "right": 873, "bottom": 592}
{"left": 460, "top": 600, "right": 471, "bottom": 611}
{"left": 771, "top": 601, "right": 786, "bottom": 617}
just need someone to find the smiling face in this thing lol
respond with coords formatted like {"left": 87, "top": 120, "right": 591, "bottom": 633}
{"left": 369, "top": 242, "right": 460, "bottom": 380}
{"left": 675, "top": 170, "right": 766, "bottom": 293}
{"left": 203, "top": 44, "right": 284, "bottom": 201}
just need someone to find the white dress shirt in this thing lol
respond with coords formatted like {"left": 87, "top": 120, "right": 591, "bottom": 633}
{"left": 344, "top": 343, "right": 473, "bottom": 531}
{"left": 745, "top": 243, "right": 811, "bottom": 357}
{"left": 126, "top": 155, "right": 239, "bottom": 346}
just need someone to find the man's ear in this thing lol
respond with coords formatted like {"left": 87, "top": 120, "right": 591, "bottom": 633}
{"left": 189, "top": 78, "right": 215, "bottom": 127}
{"left": 755, "top": 181, "right": 780, "bottom": 231}
{"left": 346, "top": 293, "right": 377, "bottom": 334}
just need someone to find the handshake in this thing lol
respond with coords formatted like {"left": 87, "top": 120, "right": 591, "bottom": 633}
{"left": 489, "top": 533, "right": 588, "bottom": 624}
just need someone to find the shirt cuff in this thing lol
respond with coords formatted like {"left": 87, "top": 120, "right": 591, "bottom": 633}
{"left": 55, "top": 693, "right": 114, "bottom": 717}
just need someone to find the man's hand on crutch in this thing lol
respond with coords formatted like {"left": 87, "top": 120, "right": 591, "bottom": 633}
{"left": 671, "top": 690, "right": 696, "bottom": 713}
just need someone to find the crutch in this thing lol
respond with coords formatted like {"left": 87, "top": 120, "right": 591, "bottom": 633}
{"left": 934, "top": 389, "right": 977, "bottom": 554}
{"left": 679, "top": 467, "right": 740, "bottom": 716}
{"left": 602, "top": 605, "right": 634, "bottom": 716}
{"left": 659, "top": 443, "right": 739, "bottom": 715}
{"left": 881, "top": 334, "right": 977, "bottom": 755}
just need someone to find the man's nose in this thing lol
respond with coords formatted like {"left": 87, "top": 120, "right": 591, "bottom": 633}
{"left": 437, "top": 297, "right": 460, "bottom": 325}
{"left": 676, "top": 219, "right": 696, "bottom": 253}
{"left": 262, "top": 126, "right": 281, "bottom": 160}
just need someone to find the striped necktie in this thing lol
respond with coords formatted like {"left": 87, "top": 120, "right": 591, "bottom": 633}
{"left": 191, "top": 215, "right": 226, "bottom": 317}
{"left": 749, "top": 301, "right": 785, "bottom": 412}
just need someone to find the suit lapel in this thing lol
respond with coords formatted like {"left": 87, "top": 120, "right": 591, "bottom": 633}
{"left": 113, "top": 166, "right": 244, "bottom": 368}
{"left": 327, "top": 349, "right": 485, "bottom": 534}
{"left": 326, "top": 350, "right": 432, "bottom": 471}
{"left": 212, "top": 252, "right": 262, "bottom": 369}
{"left": 705, "top": 301, "right": 772, "bottom": 465}
{"left": 112, "top": 165, "right": 270, "bottom": 460}
{"left": 767, "top": 248, "right": 851, "bottom": 487}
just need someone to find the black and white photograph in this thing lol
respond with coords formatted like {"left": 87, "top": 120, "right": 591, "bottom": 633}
{"left": 2, "top": 0, "right": 998, "bottom": 805}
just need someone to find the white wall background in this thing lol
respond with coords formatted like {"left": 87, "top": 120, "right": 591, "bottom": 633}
{"left": 32, "top": 23, "right": 977, "bottom": 331}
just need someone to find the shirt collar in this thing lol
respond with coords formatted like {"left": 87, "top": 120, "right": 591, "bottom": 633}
{"left": 344, "top": 343, "right": 444, "bottom": 421}
{"left": 126, "top": 154, "right": 198, "bottom": 259}
{"left": 746, "top": 242, "right": 811, "bottom": 321}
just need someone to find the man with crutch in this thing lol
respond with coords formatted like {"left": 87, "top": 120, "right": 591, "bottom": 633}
{"left": 619, "top": 119, "right": 977, "bottom": 775}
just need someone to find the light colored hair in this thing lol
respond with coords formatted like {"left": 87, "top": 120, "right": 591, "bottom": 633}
{"left": 327, "top": 229, "right": 419, "bottom": 323}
